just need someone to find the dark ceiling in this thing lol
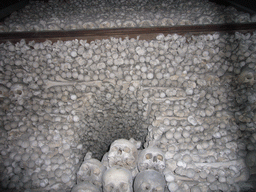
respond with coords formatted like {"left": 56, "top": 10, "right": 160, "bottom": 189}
{"left": 210, "top": 0, "right": 256, "bottom": 15}
{"left": 1, "top": 0, "right": 256, "bottom": 21}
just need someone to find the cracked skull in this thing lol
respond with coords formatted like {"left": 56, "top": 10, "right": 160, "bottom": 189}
{"left": 108, "top": 139, "right": 138, "bottom": 170}
{"left": 9, "top": 83, "right": 27, "bottom": 105}
{"left": 103, "top": 166, "right": 133, "bottom": 192}
{"left": 77, "top": 158, "right": 106, "bottom": 187}
{"left": 134, "top": 170, "right": 166, "bottom": 192}
{"left": 71, "top": 181, "right": 102, "bottom": 192}
{"left": 137, "top": 147, "right": 165, "bottom": 173}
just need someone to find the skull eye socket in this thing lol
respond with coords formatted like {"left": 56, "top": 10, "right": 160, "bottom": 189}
{"left": 120, "top": 182, "right": 128, "bottom": 191}
{"left": 157, "top": 154, "right": 163, "bottom": 161}
{"left": 105, "top": 184, "right": 114, "bottom": 191}
{"left": 244, "top": 73, "right": 254, "bottom": 81}
{"left": 82, "top": 164, "right": 89, "bottom": 171}
{"left": 93, "top": 180, "right": 101, "bottom": 187}
{"left": 246, "top": 74, "right": 253, "bottom": 79}
{"left": 141, "top": 182, "right": 151, "bottom": 191}
{"left": 123, "top": 147, "right": 130, "bottom": 153}
{"left": 145, "top": 153, "right": 152, "bottom": 159}
{"left": 16, "top": 90, "right": 22, "bottom": 95}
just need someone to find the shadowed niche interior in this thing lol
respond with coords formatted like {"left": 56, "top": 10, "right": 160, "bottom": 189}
{"left": 75, "top": 85, "right": 149, "bottom": 160}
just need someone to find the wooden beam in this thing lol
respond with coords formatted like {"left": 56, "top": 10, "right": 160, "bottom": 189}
{"left": 0, "top": 23, "right": 256, "bottom": 44}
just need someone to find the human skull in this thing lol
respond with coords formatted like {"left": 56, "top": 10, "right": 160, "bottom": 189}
{"left": 134, "top": 170, "right": 166, "bottom": 192}
{"left": 99, "top": 21, "right": 117, "bottom": 28}
{"left": 71, "top": 182, "right": 102, "bottom": 192}
{"left": 77, "top": 157, "right": 106, "bottom": 187}
{"left": 137, "top": 147, "right": 165, "bottom": 173}
{"left": 238, "top": 66, "right": 256, "bottom": 85}
{"left": 122, "top": 21, "right": 137, "bottom": 28}
{"left": 9, "top": 83, "right": 27, "bottom": 105}
{"left": 108, "top": 139, "right": 138, "bottom": 170}
{"left": 102, "top": 166, "right": 133, "bottom": 192}
{"left": 82, "top": 22, "right": 98, "bottom": 29}
{"left": 0, "top": 84, "right": 9, "bottom": 98}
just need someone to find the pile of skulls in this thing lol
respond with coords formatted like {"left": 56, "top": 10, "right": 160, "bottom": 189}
{"left": 72, "top": 138, "right": 167, "bottom": 192}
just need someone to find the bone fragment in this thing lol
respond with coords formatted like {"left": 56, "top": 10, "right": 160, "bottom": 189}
{"left": 164, "top": 169, "right": 194, "bottom": 182}
{"left": 78, "top": 80, "right": 102, "bottom": 87}
{"left": 43, "top": 78, "right": 116, "bottom": 90}
{"left": 145, "top": 97, "right": 187, "bottom": 120}
{"left": 155, "top": 116, "right": 187, "bottom": 121}
{"left": 131, "top": 80, "right": 141, "bottom": 88}
{"left": 142, "top": 86, "right": 172, "bottom": 90}
{"left": 153, "top": 116, "right": 187, "bottom": 127}
{"left": 43, "top": 79, "right": 75, "bottom": 89}
{"left": 121, "top": 82, "right": 130, "bottom": 92}
{"left": 195, "top": 159, "right": 246, "bottom": 169}
{"left": 49, "top": 113, "right": 69, "bottom": 117}
{"left": 103, "top": 78, "right": 117, "bottom": 86}
{"left": 174, "top": 175, "right": 194, "bottom": 181}
{"left": 149, "top": 97, "right": 187, "bottom": 103}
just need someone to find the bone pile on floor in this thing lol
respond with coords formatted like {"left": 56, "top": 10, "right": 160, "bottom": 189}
{"left": 0, "top": 32, "right": 256, "bottom": 191}
{"left": 72, "top": 138, "right": 168, "bottom": 192}
{"left": 0, "top": 0, "right": 256, "bottom": 33}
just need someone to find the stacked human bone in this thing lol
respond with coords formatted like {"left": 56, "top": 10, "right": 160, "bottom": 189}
{"left": 1, "top": 0, "right": 256, "bottom": 33}
{"left": 72, "top": 138, "right": 167, "bottom": 192}
{"left": 1, "top": 31, "right": 256, "bottom": 191}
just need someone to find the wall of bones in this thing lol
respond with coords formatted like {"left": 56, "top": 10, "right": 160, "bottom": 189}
{"left": 1, "top": 32, "right": 256, "bottom": 192}
{"left": 1, "top": 0, "right": 256, "bottom": 192}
